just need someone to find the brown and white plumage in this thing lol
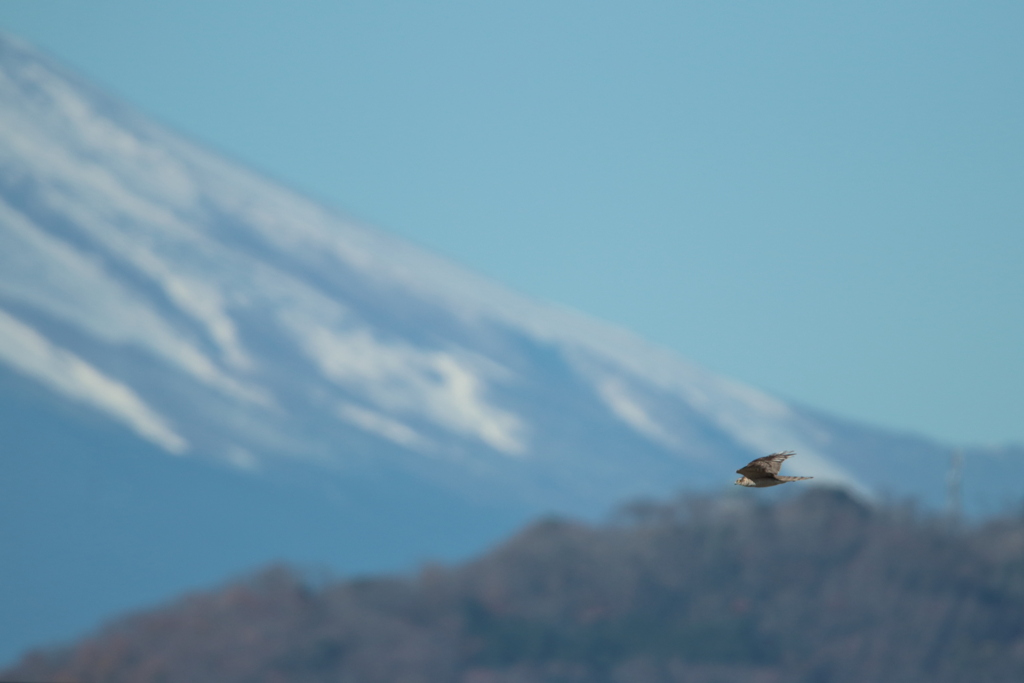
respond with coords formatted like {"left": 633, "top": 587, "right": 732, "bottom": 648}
{"left": 734, "top": 451, "right": 813, "bottom": 487}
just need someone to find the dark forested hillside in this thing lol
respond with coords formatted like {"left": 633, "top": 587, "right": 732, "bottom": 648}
{"left": 7, "top": 489, "right": 1024, "bottom": 683}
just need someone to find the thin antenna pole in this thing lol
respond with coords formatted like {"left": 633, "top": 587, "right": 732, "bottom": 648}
{"left": 946, "top": 448, "right": 964, "bottom": 522}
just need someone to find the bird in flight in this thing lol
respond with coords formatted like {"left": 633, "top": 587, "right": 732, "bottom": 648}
{"left": 734, "top": 451, "right": 813, "bottom": 487}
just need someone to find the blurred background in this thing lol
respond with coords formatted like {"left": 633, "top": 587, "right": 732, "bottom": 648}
{"left": 3, "top": 0, "right": 1022, "bottom": 445}
{"left": 1, "top": 2, "right": 1022, "bottom": 681}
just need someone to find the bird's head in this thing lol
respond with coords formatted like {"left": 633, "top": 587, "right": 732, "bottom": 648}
{"left": 734, "top": 476, "right": 755, "bottom": 487}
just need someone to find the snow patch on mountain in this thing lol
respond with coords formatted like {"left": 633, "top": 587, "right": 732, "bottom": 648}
{"left": 597, "top": 376, "right": 684, "bottom": 452}
{"left": 337, "top": 402, "right": 432, "bottom": 451}
{"left": 293, "top": 318, "right": 527, "bottom": 456}
{"left": 0, "top": 307, "right": 187, "bottom": 453}
{"left": 0, "top": 197, "right": 269, "bottom": 407}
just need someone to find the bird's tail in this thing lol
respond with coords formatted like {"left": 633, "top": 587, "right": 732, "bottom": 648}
{"left": 777, "top": 476, "right": 813, "bottom": 482}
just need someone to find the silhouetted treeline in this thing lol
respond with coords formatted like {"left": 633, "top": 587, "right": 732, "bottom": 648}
{"left": 7, "top": 488, "right": 1024, "bottom": 683}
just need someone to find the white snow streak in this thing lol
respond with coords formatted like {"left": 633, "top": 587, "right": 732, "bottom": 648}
{"left": 597, "top": 377, "right": 681, "bottom": 451}
{"left": 337, "top": 402, "right": 431, "bottom": 451}
{"left": 0, "top": 198, "right": 266, "bottom": 405}
{"left": 0, "top": 307, "right": 188, "bottom": 453}
{"left": 0, "top": 59, "right": 255, "bottom": 376}
{"left": 291, "top": 319, "right": 526, "bottom": 456}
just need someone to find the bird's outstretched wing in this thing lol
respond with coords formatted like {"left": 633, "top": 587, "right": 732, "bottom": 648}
{"left": 736, "top": 451, "right": 796, "bottom": 477}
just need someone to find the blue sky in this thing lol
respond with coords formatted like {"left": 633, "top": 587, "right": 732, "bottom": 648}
{"left": 0, "top": 1, "right": 1021, "bottom": 446}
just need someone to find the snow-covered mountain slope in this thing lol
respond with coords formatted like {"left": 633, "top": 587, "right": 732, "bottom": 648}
{"left": 0, "top": 32, "right": 872, "bottom": 502}
{"left": 1, "top": 31, "right": 1021, "bottom": 665}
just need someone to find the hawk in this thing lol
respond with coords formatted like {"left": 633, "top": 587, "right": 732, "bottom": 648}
{"left": 734, "top": 451, "right": 813, "bottom": 487}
